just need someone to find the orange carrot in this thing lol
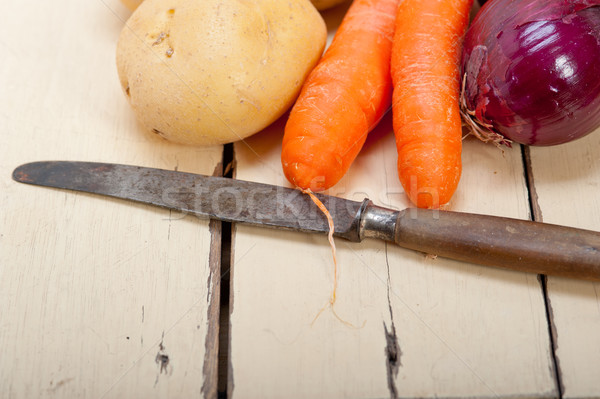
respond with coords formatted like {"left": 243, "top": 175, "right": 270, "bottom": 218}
{"left": 281, "top": 0, "right": 400, "bottom": 192}
{"left": 391, "top": 0, "right": 473, "bottom": 209}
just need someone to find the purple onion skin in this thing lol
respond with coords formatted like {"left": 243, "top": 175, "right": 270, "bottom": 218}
{"left": 462, "top": 0, "right": 600, "bottom": 145}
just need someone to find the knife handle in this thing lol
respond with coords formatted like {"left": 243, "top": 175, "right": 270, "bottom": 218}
{"left": 392, "top": 208, "right": 600, "bottom": 280}
{"left": 361, "top": 204, "right": 600, "bottom": 280}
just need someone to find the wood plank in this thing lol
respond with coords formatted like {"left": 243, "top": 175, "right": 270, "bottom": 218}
{"left": 0, "top": 0, "right": 222, "bottom": 397}
{"left": 527, "top": 129, "right": 600, "bottom": 399}
{"left": 230, "top": 106, "right": 556, "bottom": 397}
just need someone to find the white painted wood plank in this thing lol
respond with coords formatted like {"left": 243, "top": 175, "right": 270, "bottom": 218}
{"left": 528, "top": 129, "right": 600, "bottom": 399}
{"left": 230, "top": 106, "right": 555, "bottom": 397}
{"left": 0, "top": 0, "right": 222, "bottom": 397}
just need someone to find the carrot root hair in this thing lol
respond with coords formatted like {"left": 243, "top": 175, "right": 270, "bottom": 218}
{"left": 301, "top": 188, "right": 365, "bottom": 329}
{"left": 301, "top": 187, "right": 338, "bottom": 305}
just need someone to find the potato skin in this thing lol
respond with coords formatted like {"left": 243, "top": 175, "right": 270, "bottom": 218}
{"left": 121, "top": 0, "right": 350, "bottom": 12}
{"left": 116, "top": 0, "right": 327, "bottom": 146}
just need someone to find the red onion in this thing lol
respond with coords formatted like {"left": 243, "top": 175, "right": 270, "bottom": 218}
{"left": 461, "top": 0, "right": 600, "bottom": 146}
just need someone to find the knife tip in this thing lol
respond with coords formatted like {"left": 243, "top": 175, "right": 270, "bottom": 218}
{"left": 12, "top": 161, "right": 48, "bottom": 184}
{"left": 12, "top": 164, "right": 31, "bottom": 183}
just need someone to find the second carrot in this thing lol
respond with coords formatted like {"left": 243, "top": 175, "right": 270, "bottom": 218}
{"left": 391, "top": 0, "right": 473, "bottom": 208}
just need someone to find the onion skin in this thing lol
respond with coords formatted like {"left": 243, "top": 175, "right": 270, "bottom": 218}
{"left": 462, "top": 0, "right": 600, "bottom": 146}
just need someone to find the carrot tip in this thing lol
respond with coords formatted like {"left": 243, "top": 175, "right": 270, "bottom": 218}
{"left": 286, "top": 162, "right": 329, "bottom": 192}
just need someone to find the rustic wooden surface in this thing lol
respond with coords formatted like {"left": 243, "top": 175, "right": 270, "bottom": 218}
{"left": 1, "top": 1, "right": 599, "bottom": 399}
{"left": 0, "top": 0, "right": 223, "bottom": 398}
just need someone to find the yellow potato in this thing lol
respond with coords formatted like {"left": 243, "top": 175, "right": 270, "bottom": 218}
{"left": 121, "top": 0, "right": 350, "bottom": 13}
{"left": 310, "top": 0, "right": 350, "bottom": 10}
{"left": 116, "top": 0, "right": 326, "bottom": 146}
{"left": 120, "top": 0, "right": 143, "bottom": 12}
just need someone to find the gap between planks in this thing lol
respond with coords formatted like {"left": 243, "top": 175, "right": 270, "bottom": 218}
{"left": 521, "top": 144, "right": 564, "bottom": 398}
{"left": 217, "top": 143, "right": 235, "bottom": 399}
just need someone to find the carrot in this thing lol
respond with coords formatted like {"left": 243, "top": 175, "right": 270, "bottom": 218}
{"left": 281, "top": 0, "right": 400, "bottom": 192}
{"left": 391, "top": 0, "right": 473, "bottom": 209}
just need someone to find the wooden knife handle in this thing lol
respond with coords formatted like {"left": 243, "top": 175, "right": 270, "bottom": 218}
{"left": 394, "top": 209, "right": 600, "bottom": 280}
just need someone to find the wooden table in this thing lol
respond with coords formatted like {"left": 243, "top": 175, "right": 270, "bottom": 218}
{"left": 2, "top": 1, "right": 599, "bottom": 398}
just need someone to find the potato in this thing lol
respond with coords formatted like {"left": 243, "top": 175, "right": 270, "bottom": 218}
{"left": 121, "top": 0, "right": 350, "bottom": 13}
{"left": 116, "top": 0, "right": 327, "bottom": 146}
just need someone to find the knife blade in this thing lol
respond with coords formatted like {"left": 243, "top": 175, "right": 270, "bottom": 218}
{"left": 12, "top": 161, "right": 600, "bottom": 281}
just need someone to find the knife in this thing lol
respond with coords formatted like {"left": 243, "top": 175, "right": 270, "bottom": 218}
{"left": 12, "top": 161, "right": 600, "bottom": 280}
